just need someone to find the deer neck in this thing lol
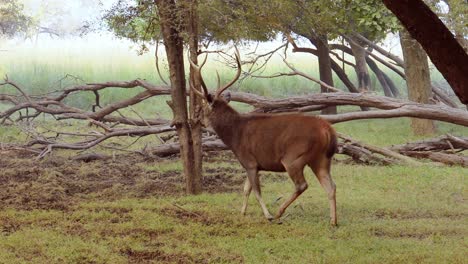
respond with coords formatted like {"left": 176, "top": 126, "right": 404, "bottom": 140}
{"left": 209, "top": 104, "right": 242, "bottom": 147}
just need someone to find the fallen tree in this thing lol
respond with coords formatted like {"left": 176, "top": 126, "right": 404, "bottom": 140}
{"left": 1, "top": 77, "right": 466, "bottom": 166}
{"left": 147, "top": 134, "right": 467, "bottom": 167}
{"left": 3, "top": 77, "right": 468, "bottom": 126}
{"left": 232, "top": 92, "right": 468, "bottom": 126}
{"left": 390, "top": 134, "right": 468, "bottom": 152}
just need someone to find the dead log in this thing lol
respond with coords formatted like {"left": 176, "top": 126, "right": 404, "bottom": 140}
{"left": 151, "top": 134, "right": 467, "bottom": 167}
{"left": 338, "top": 133, "right": 422, "bottom": 166}
{"left": 150, "top": 137, "right": 397, "bottom": 165}
{"left": 399, "top": 151, "right": 468, "bottom": 167}
{"left": 390, "top": 135, "right": 468, "bottom": 152}
{"left": 230, "top": 92, "right": 468, "bottom": 126}
{"left": 149, "top": 139, "right": 228, "bottom": 157}
{"left": 2, "top": 78, "right": 467, "bottom": 159}
{"left": 338, "top": 143, "right": 393, "bottom": 165}
{"left": 3, "top": 79, "right": 468, "bottom": 126}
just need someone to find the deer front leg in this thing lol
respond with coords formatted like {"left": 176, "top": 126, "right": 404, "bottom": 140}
{"left": 241, "top": 178, "right": 251, "bottom": 215}
{"left": 246, "top": 168, "right": 273, "bottom": 221}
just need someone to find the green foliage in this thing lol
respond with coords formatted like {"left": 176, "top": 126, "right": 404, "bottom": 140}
{"left": 0, "top": 0, "right": 34, "bottom": 37}
{"left": 346, "top": 0, "right": 401, "bottom": 40}
{"left": 198, "top": 0, "right": 283, "bottom": 42}
{"left": 444, "top": 0, "right": 468, "bottom": 37}
{"left": 426, "top": 0, "right": 467, "bottom": 38}
{"left": 103, "top": 0, "right": 400, "bottom": 48}
{"left": 104, "top": 0, "right": 161, "bottom": 44}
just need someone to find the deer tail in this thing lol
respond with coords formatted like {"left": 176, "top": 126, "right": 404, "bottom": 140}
{"left": 326, "top": 129, "right": 338, "bottom": 159}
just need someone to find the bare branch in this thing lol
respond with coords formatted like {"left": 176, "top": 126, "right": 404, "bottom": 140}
{"left": 351, "top": 33, "right": 405, "bottom": 67}
{"left": 29, "top": 125, "right": 175, "bottom": 158}
{"left": 155, "top": 39, "right": 169, "bottom": 85}
{"left": 282, "top": 59, "right": 341, "bottom": 92}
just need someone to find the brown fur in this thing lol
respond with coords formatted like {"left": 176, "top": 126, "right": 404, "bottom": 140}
{"left": 206, "top": 97, "right": 338, "bottom": 225}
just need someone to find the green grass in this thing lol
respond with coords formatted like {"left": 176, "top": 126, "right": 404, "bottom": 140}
{"left": 0, "top": 163, "right": 466, "bottom": 263}
{"left": 334, "top": 118, "right": 468, "bottom": 146}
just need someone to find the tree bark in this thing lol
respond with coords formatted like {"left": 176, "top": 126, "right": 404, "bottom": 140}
{"left": 331, "top": 43, "right": 401, "bottom": 97}
{"left": 292, "top": 45, "right": 360, "bottom": 94}
{"left": 227, "top": 91, "right": 468, "bottom": 126}
{"left": 157, "top": 0, "right": 199, "bottom": 194}
{"left": 308, "top": 33, "right": 337, "bottom": 114}
{"left": 348, "top": 37, "right": 371, "bottom": 92}
{"left": 186, "top": 0, "right": 203, "bottom": 194}
{"left": 400, "top": 29, "right": 436, "bottom": 135}
{"left": 383, "top": 73, "right": 400, "bottom": 98}
{"left": 366, "top": 56, "right": 393, "bottom": 97}
{"left": 382, "top": 0, "right": 468, "bottom": 104}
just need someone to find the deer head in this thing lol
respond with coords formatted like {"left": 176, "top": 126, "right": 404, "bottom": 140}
{"left": 188, "top": 48, "right": 241, "bottom": 125}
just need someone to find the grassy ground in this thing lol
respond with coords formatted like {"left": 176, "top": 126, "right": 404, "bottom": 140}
{"left": 0, "top": 149, "right": 466, "bottom": 263}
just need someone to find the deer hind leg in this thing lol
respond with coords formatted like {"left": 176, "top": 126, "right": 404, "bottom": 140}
{"left": 246, "top": 168, "right": 273, "bottom": 220}
{"left": 276, "top": 159, "right": 308, "bottom": 219}
{"left": 311, "top": 158, "right": 337, "bottom": 226}
{"left": 241, "top": 178, "right": 252, "bottom": 215}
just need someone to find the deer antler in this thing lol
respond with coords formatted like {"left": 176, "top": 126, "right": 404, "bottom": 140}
{"left": 188, "top": 52, "right": 209, "bottom": 98}
{"left": 214, "top": 47, "right": 242, "bottom": 98}
{"left": 189, "top": 77, "right": 205, "bottom": 98}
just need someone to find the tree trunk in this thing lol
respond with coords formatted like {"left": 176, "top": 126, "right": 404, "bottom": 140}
{"left": 309, "top": 33, "right": 337, "bottom": 115}
{"left": 382, "top": 0, "right": 468, "bottom": 104}
{"left": 400, "top": 29, "right": 436, "bottom": 135}
{"left": 331, "top": 42, "right": 400, "bottom": 98}
{"left": 366, "top": 56, "right": 393, "bottom": 97}
{"left": 366, "top": 46, "right": 400, "bottom": 98}
{"left": 157, "top": 0, "right": 199, "bottom": 194}
{"left": 383, "top": 73, "right": 400, "bottom": 98}
{"left": 348, "top": 38, "right": 371, "bottom": 92}
{"left": 186, "top": 0, "right": 203, "bottom": 194}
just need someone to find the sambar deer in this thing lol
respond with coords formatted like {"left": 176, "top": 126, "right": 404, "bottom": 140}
{"left": 189, "top": 50, "right": 338, "bottom": 226}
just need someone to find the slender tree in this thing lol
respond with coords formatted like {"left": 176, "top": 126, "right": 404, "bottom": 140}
{"left": 156, "top": 0, "right": 202, "bottom": 194}
{"left": 309, "top": 33, "right": 337, "bottom": 114}
{"left": 186, "top": 0, "right": 203, "bottom": 194}
{"left": 400, "top": 29, "right": 436, "bottom": 135}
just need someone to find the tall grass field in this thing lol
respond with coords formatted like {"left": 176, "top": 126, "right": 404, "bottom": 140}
{"left": 1, "top": 35, "right": 442, "bottom": 110}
